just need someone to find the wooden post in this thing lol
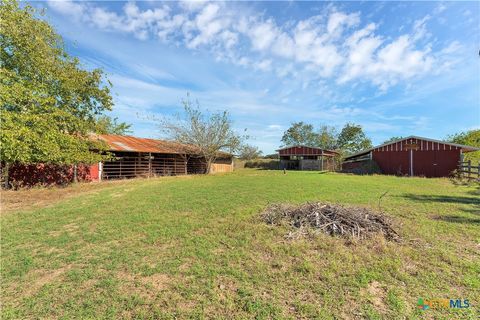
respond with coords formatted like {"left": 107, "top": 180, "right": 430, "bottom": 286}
{"left": 409, "top": 149, "right": 413, "bottom": 176}
{"left": 3, "top": 163, "right": 9, "bottom": 189}
{"left": 73, "top": 164, "right": 78, "bottom": 183}
{"left": 148, "top": 153, "right": 152, "bottom": 178}
{"left": 467, "top": 160, "right": 471, "bottom": 179}
{"left": 184, "top": 154, "right": 188, "bottom": 175}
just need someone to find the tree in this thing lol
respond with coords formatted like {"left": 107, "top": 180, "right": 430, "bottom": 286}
{"left": 447, "top": 129, "right": 480, "bottom": 161}
{"left": 95, "top": 115, "right": 132, "bottom": 135}
{"left": 161, "top": 96, "right": 245, "bottom": 173}
{"left": 337, "top": 123, "right": 373, "bottom": 155}
{"left": 238, "top": 144, "right": 263, "bottom": 160}
{"left": 263, "top": 153, "right": 279, "bottom": 159}
{"left": 281, "top": 122, "right": 318, "bottom": 147}
{"left": 317, "top": 125, "right": 338, "bottom": 150}
{"left": 0, "top": 0, "right": 113, "bottom": 185}
{"left": 382, "top": 136, "right": 405, "bottom": 144}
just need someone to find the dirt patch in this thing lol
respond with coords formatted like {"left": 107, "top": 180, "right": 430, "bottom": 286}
{"left": 261, "top": 202, "right": 399, "bottom": 241}
{"left": 23, "top": 265, "right": 73, "bottom": 297}
{"left": 361, "top": 281, "right": 388, "bottom": 314}
{"left": 1, "top": 182, "right": 110, "bottom": 214}
{"left": 48, "top": 223, "right": 80, "bottom": 237}
{"left": 117, "top": 270, "right": 171, "bottom": 299}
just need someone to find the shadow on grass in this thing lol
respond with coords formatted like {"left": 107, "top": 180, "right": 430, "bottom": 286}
{"left": 431, "top": 215, "right": 480, "bottom": 225}
{"left": 402, "top": 193, "right": 480, "bottom": 224}
{"left": 401, "top": 194, "right": 479, "bottom": 206}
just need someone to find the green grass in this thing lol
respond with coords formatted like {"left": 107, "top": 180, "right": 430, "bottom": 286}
{"left": 1, "top": 170, "right": 479, "bottom": 319}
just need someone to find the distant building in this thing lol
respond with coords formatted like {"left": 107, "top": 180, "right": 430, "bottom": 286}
{"left": 342, "top": 136, "right": 479, "bottom": 177}
{"left": 277, "top": 145, "right": 339, "bottom": 171}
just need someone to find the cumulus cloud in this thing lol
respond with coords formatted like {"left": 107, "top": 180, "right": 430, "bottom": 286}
{"left": 47, "top": 0, "right": 457, "bottom": 91}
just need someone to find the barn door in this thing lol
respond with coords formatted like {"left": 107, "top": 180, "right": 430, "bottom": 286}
{"left": 413, "top": 150, "right": 435, "bottom": 177}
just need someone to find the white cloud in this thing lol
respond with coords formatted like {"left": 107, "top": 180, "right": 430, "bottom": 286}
{"left": 433, "top": 3, "right": 447, "bottom": 15}
{"left": 327, "top": 11, "right": 360, "bottom": 36}
{"left": 47, "top": 0, "right": 85, "bottom": 18}
{"left": 249, "top": 20, "right": 279, "bottom": 51}
{"left": 47, "top": 1, "right": 457, "bottom": 92}
{"left": 254, "top": 59, "right": 272, "bottom": 71}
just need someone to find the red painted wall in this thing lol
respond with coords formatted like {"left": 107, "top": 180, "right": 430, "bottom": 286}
{"left": 373, "top": 150, "right": 410, "bottom": 176}
{"left": 372, "top": 149, "right": 460, "bottom": 177}
{"left": 89, "top": 163, "right": 100, "bottom": 181}
{"left": 6, "top": 164, "right": 96, "bottom": 188}
{"left": 366, "top": 137, "right": 463, "bottom": 178}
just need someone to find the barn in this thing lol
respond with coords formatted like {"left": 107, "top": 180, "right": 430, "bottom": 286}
{"left": 342, "top": 136, "right": 479, "bottom": 177}
{"left": 277, "top": 145, "right": 339, "bottom": 171}
{"left": 89, "top": 134, "right": 233, "bottom": 181}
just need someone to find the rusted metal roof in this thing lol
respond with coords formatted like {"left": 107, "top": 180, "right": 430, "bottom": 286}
{"left": 93, "top": 134, "right": 198, "bottom": 154}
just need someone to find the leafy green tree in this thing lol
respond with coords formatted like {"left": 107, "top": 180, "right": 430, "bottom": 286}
{"left": 281, "top": 122, "right": 318, "bottom": 147}
{"left": 317, "top": 125, "right": 338, "bottom": 150}
{"left": 95, "top": 115, "right": 132, "bottom": 135}
{"left": 263, "top": 153, "right": 279, "bottom": 159}
{"left": 447, "top": 129, "right": 480, "bottom": 161}
{"left": 337, "top": 123, "right": 373, "bottom": 155}
{"left": 1, "top": 0, "right": 113, "bottom": 185}
{"left": 382, "top": 136, "right": 405, "bottom": 144}
{"left": 238, "top": 144, "right": 263, "bottom": 160}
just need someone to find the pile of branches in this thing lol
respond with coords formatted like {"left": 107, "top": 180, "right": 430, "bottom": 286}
{"left": 261, "top": 202, "right": 399, "bottom": 241}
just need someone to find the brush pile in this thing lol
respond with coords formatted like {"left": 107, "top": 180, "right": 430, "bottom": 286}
{"left": 261, "top": 202, "right": 399, "bottom": 241}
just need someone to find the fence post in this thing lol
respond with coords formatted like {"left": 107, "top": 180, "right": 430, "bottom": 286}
{"left": 73, "top": 164, "right": 78, "bottom": 183}
{"left": 148, "top": 153, "right": 152, "bottom": 178}
{"left": 467, "top": 160, "right": 471, "bottom": 179}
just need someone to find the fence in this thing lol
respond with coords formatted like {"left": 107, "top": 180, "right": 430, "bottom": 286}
{"left": 458, "top": 160, "right": 480, "bottom": 179}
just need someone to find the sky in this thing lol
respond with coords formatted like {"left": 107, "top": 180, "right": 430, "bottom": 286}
{"left": 33, "top": 0, "right": 479, "bottom": 154}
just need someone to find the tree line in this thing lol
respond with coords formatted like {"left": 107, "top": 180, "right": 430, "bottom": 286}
{"left": 280, "top": 122, "right": 373, "bottom": 155}
{"left": 238, "top": 126, "right": 479, "bottom": 160}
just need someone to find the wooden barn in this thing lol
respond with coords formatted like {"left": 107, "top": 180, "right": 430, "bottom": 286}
{"left": 342, "top": 136, "right": 479, "bottom": 177}
{"left": 277, "top": 145, "right": 339, "bottom": 171}
{"left": 89, "top": 134, "right": 233, "bottom": 181}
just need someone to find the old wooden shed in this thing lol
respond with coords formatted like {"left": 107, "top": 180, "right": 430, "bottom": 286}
{"left": 90, "top": 134, "right": 233, "bottom": 181}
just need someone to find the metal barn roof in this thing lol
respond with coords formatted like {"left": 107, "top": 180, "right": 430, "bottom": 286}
{"left": 93, "top": 134, "right": 197, "bottom": 154}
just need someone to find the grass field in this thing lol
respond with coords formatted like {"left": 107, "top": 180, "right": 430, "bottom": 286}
{"left": 1, "top": 170, "right": 479, "bottom": 319}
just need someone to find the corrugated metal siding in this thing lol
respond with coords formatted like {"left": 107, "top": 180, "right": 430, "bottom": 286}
{"left": 371, "top": 137, "right": 461, "bottom": 177}
{"left": 371, "top": 137, "right": 461, "bottom": 152}
{"left": 373, "top": 150, "right": 409, "bottom": 175}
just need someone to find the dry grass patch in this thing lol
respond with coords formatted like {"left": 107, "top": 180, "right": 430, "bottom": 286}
{"left": 116, "top": 270, "right": 172, "bottom": 300}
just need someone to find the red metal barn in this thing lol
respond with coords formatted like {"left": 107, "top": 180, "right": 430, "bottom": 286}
{"left": 342, "top": 136, "right": 479, "bottom": 177}
{"left": 277, "top": 145, "right": 339, "bottom": 171}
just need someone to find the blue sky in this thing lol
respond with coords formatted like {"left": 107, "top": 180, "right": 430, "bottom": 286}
{"left": 35, "top": 1, "right": 479, "bottom": 153}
